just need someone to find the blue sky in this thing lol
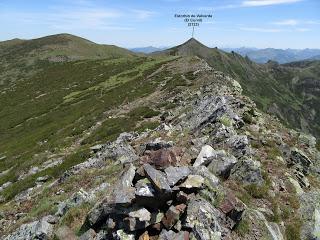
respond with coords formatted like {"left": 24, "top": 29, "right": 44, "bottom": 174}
{"left": 0, "top": 0, "right": 319, "bottom": 48}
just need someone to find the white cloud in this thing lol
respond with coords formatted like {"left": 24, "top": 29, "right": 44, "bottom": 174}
{"left": 305, "top": 20, "right": 320, "bottom": 25}
{"left": 198, "top": 5, "right": 239, "bottom": 11}
{"left": 199, "top": 0, "right": 303, "bottom": 11}
{"left": 273, "top": 19, "right": 299, "bottom": 26}
{"left": 240, "top": 27, "right": 284, "bottom": 32}
{"left": 240, "top": 26, "right": 312, "bottom": 33}
{"left": 271, "top": 19, "right": 320, "bottom": 27}
{"left": 0, "top": 0, "right": 156, "bottom": 32}
{"left": 242, "top": 0, "right": 303, "bottom": 7}
{"left": 131, "top": 10, "right": 156, "bottom": 20}
{"left": 296, "top": 28, "right": 311, "bottom": 32}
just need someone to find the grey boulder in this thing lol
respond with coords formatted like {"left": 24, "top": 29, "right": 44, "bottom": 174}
{"left": 144, "top": 164, "right": 171, "bottom": 193}
{"left": 193, "top": 145, "right": 217, "bottom": 167}
{"left": 229, "top": 157, "right": 264, "bottom": 185}
{"left": 207, "top": 150, "right": 237, "bottom": 177}
{"left": 165, "top": 166, "right": 190, "bottom": 186}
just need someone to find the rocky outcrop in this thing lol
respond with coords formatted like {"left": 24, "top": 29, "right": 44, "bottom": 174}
{"left": 4, "top": 217, "right": 54, "bottom": 240}
{"left": 79, "top": 156, "right": 245, "bottom": 239}
{"left": 70, "top": 133, "right": 139, "bottom": 176}
{"left": 288, "top": 148, "right": 312, "bottom": 174}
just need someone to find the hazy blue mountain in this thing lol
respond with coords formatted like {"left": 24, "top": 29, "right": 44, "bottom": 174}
{"left": 130, "top": 46, "right": 168, "bottom": 53}
{"left": 223, "top": 47, "right": 320, "bottom": 64}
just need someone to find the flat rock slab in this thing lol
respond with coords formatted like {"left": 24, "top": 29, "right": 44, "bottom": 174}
{"left": 180, "top": 175, "right": 204, "bottom": 189}
{"left": 165, "top": 166, "right": 190, "bottom": 186}
{"left": 109, "top": 163, "right": 136, "bottom": 205}
{"left": 144, "top": 164, "right": 171, "bottom": 193}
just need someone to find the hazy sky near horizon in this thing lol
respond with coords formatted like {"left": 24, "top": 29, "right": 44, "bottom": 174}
{"left": 0, "top": 0, "right": 319, "bottom": 48}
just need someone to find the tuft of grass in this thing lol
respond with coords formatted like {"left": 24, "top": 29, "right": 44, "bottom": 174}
{"left": 60, "top": 203, "right": 92, "bottom": 235}
{"left": 134, "top": 121, "right": 159, "bottom": 133}
{"left": 236, "top": 191, "right": 252, "bottom": 205}
{"left": 128, "top": 106, "right": 160, "bottom": 119}
{"left": 285, "top": 217, "right": 302, "bottom": 240}
{"left": 243, "top": 112, "right": 253, "bottom": 124}
{"left": 316, "top": 139, "right": 320, "bottom": 151}
{"left": 29, "top": 198, "right": 57, "bottom": 218}
{"left": 287, "top": 194, "right": 300, "bottom": 209}
{"left": 235, "top": 218, "right": 250, "bottom": 237}
{"left": 265, "top": 145, "right": 283, "bottom": 160}
{"left": 244, "top": 183, "right": 269, "bottom": 199}
{"left": 269, "top": 198, "right": 281, "bottom": 223}
{"left": 220, "top": 115, "right": 233, "bottom": 127}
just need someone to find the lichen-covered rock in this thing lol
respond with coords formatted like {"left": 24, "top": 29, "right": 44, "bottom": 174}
{"left": 110, "top": 163, "right": 136, "bottom": 205}
{"left": 184, "top": 198, "right": 230, "bottom": 239}
{"left": 191, "top": 165, "right": 219, "bottom": 188}
{"left": 180, "top": 175, "right": 204, "bottom": 189}
{"left": 135, "top": 178, "right": 156, "bottom": 198}
{"left": 79, "top": 228, "right": 96, "bottom": 240}
{"left": 299, "top": 191, "right": 320, "bottom": 240}
{"left": 298, "top": 133, "right": 317, "bottom": 148}
{"left": 207, "top": 150, "right": 237, "bottom": 178}
{"left": 185, "top": 95, "right": 228, "bottom": 130}
{"left": 227, "top": 135, "right": 249, "bottom": 158}
{"left": 229, "top": 157, "right": 264, "bottom": 185}
{"left": 56, "top": 188, "right": 95, "bottom": 217}
{"left": 115, "top": 229, "right": 135, "bottom": 240}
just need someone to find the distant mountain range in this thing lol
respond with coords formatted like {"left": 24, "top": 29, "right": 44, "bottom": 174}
{"left": 129, "top": 45, "right": 320, "bottom": 64}
{"left": 130, "top": 46, "right": 168, "bottom": 54}
{"left": 223, "top": 47, "right": 320, "bottom": 63}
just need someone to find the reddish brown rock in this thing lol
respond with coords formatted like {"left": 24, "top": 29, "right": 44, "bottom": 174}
{"left": 218, "top": 192, "right": 245, "bottom": 225}
{"left": 140, "top": 147, "right": 191, "bottom": 169}
{"left": 162, "top": 204, "right": 186, "bottom": 229}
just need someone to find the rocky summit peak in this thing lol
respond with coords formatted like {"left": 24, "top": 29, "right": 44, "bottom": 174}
{"left": 173, "top": 37, "right": 211, "bottom": 56}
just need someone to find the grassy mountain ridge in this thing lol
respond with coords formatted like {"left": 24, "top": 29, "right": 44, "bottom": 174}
{"left": 1, "top": 34, "right": 320, "bottom": 240}
{"left": 0, "top": 34, "right": 135, "bottom": 88}
{"left": 0, "top": 33, "right": 134, "bottom": 61}
{"left": 154, "top": 39, "right": 320, "bottom": 137}
{"left": 0, "top": 34, "right": 319, "bottom": 201}
{"left": 0, "top": 35, "right": 177, "bottom": 200}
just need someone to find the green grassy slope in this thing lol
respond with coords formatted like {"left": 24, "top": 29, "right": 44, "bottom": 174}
{"left": 0, "top": 37, "right": 176, "bottom": 199}
{"left": 0, "top": 34, "right": 135, "bottom": 87}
